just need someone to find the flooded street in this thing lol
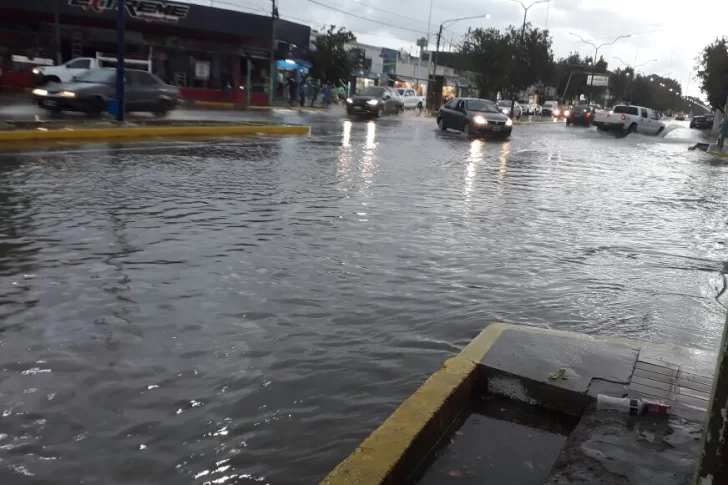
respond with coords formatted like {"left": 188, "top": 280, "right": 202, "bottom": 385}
{"left": 0, "top": 111, "right": 726, "bottom": 484}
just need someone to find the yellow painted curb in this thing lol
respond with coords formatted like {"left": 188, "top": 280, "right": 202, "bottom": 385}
{"left": 0, "top": 124, "right": 311, "bottom": 142}
{"left": 249, "top": 105, "right": 323, "bottom": 112}
{"left": 321, "top": 356, "right": 478, "bottom": 485}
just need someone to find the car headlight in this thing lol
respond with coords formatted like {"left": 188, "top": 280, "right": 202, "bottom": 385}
{"left": 553, "top": 109, "right": 560, "bottom": 116}
{"left": 501, "top": 108, "right": 509, "bottom": 114}
{"left": 505, "top": 118, "right": 513, "bottom": 127}
{"left": 367, "top": 99, "right": 379, "bottom": 106}
{"left": 472, "top": 115, "right": 487, "bottom": 125}
{"left": 32, "top": 88, "right": 48, "bottom": 96}
{"left": 32, "top": 68, "right": 40, "bottom": 75}
{"left": 346, "top": 98, "right": 353, "bottom": 104}
{"left": 564, "top": 110, "right": 571, "bottom": 117}
{"left": 60, "top": 91, "right": 76, "bottom": 98}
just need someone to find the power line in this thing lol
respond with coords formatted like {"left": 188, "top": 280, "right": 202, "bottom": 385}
{"left": 335, "top": 0, "right": 430, "bottom": 29}
{"left": 304, "top": 0, "right": 426, "bottom": 35}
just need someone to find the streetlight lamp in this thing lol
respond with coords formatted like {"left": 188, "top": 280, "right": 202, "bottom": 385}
{"left": 613, "top": 56, "right": 657, "bottom": 103}
{"left": 509, "top": 0, "right": 551, "bottom": 43}
{"left": 569, "top": 32, "right": 632, "bottom": 104}
{"left": 429, "top": 13, "right": 490, "bottom": 110}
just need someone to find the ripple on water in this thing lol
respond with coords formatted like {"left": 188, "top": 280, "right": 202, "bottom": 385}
{"left": 0, "top": 122, "right": 726, "bottom": 484}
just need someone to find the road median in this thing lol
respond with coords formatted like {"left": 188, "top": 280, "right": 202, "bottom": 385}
{"left": 0, "top": 119, "right": 310, "bottom": 143}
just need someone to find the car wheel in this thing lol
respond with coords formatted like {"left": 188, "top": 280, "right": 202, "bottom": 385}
{"left": 462, "top": 123, "right": 472, "bottom": 137}
{"left": 437, "top": 117, "right": 447, "bottom": 131}
{"left": 398, "top": 105, "right": 404, "bottom": 115}
{"left": 656, "top": 127, "right": 664, "bottom": 136}
{"left": 566, "top": 120, "right": 571, "bottom": 126}
{"left": 86, "top": 97, "right": 106, "bottom": 118}
{"left": 376, "top": 106, "right": 383, "bottom": 118}
{"left": 628, "top": 123, "right": 637, "bottom": 133}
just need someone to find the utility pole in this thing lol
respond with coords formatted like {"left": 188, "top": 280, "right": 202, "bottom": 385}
{"left": 269, "top": 0, "right": 278, "bottom": 106}
{"left": 115, "top": 0, "right": 126, "bottom": 122}
{"left": 53, "top": 0, "right": 62, "bottom": 65}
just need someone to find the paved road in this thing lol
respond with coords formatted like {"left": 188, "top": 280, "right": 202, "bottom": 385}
{"left": 0, "top": 109, "right": 724, "bottom": 485}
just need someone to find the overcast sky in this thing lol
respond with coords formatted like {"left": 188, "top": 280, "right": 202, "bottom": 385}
{"left": 188, "top": 0, "right": 724, "bottom": 99}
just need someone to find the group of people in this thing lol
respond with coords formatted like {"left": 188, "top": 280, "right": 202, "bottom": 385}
{"left": 284, "top": 73, "right": 346, "bottom": 108}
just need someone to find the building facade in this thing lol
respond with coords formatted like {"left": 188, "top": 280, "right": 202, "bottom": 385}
{"left": 0, "top": 0, "right": 311, "bottom": 106}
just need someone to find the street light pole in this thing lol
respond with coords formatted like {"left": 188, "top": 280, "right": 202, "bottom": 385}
{"left": 570, "top": 32, "right": 631, "bottom": 104}
{"left": 509, "top": 0, "right": 550, "bottom": 116}
{"left": 115, "top": 0, "right": 126, "bottom": 122}
{"left": 53, "top": 0, "right": 62, "bottom": 65}
{"left": 269, "top": 0, "right": 278, "bottom": 106}
{"left": 428, "top": 13, "right": 490, "bottom": 111}
{"left": 613, "top": 56, "right": 657, "bottom": 103}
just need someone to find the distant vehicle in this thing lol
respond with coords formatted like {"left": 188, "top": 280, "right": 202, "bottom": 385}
{"left": 437, "top": 97, "right": 513, "bottom": 138}
{"left": 32, "top": 68, "right": 180, "bottom": 116}
{"left": 689, "top": 114, "right": 713, "bottom": 129}
{"left": 592, "top": 104, "right": 666, "bottom": 135}
{"left": 541, "top": 100, "right": 559, "bottom": 116}
{"left": 497, "top": 100, "right": 522, "bottom": 119}
{"left": 517, "top": 99, "right": 535, "bottom": 115}
{"left": 33, "top": 52, "right": 152, "bottom": 85}
{"left": 532, "top": 104, "right": 543, "bottom": 116}
{"left": 565, "top": 105, "right": 596, "bottom": 126}
{"left": 675, "top": 113, "right": 686, "bottom": 121}
{"left": 396, "top": 88, "right": 425, "bottom": 111}
{"left": 346, "top": 86, "right": 403, "bottom": 117}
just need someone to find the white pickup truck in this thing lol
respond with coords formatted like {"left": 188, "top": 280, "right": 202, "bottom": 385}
{"left": 592, "top": 104, "right": 666, "bottom": 135}
{"left": 33, "top": 53, "right": 151, "bottom": 85}
{"left": 396, "top": 88, "right": 425, "bottom": 111}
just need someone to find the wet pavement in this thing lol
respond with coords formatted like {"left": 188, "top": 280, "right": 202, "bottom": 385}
{"left": 0, "top": 105, "right": 726, "bottom": 485}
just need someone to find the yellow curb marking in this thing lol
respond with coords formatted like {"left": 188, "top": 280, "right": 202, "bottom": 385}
{"left": 0, "top": 124, "right": 310, "bottom": 142}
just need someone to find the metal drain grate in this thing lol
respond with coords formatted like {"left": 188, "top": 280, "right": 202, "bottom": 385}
{"left": 627, "top": 356, "right": 713, "bottom": 411}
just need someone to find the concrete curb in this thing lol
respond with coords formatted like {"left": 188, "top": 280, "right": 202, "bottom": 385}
{"left": 0, "top": 124, "right": 311, "bottom": 142}
{"left": 320, "top": 324, "right": 507, "bottom": 485}
{"left": 320, "top": 323, "right": 715, "bottom": 485}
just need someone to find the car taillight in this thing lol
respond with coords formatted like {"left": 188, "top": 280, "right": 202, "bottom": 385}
{"left": 620, "top": 114, "right": 627, "bottom": 121}
{"left": 585, "top": 113, "right": 590, "bottom": 118}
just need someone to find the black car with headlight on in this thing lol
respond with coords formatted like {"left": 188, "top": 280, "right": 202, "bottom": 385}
{"left": 32, "top": 68, "right": 180, "bottom": 117}
{"left": 346, "top": 86, "right": 403, "bottom": 117}
{"left": 437, "top": 98, "right": 513, "bottom": 138}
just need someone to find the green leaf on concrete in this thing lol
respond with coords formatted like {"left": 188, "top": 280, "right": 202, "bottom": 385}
{"left": 548, "top": 368, "right": 568, "bottom": 380}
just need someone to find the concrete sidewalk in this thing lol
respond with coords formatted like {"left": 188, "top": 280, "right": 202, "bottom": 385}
{"left": 322, "top": 324, "right": 716, "bottom": 485}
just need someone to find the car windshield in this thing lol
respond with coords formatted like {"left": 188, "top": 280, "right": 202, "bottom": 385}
{"left": 396, "top": 89, "right": 405, "bottom": 95}
{"left": 359, "top": 87, "right": 385, "bottom": 97}
{"left": 466, "top": 99, "right": 500, "bottom": 113}
{"left": 497, "top": 100, "right": 513, "bottom": 107}
{"left": 74, "top": 69, "right": 115, "bottom": 84}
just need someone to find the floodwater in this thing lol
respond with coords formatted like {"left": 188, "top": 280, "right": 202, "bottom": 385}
{"left": 0, "top": 112, "right": 725, "bottom": 484}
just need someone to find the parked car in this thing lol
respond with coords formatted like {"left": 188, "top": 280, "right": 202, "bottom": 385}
{"left": 496, "top": 100, "right": 522, "bottom": 120}
{"left": 396, "top": 88, "right": 425, "bottom": 111}
{"left": 689, "top": 114, "right": 713, "bottom": 129}
{"left": 32, "top": 68, "right": 180, "bottom": 116}
{"left": 32, "top": 54, "right": 152, "bottom": 85}
{"left": 675, "top": 113, "right": 686, "bottom": 121}
{"left": 592, "top": 104, "right": 666, "bottom": 135}
{"left": 565, "top": 105, "right": 596, "bottom": 126}
{"left": 437, "top": 97, "right": 513, "bottom": 138}
{"left": 346, "top": 86, "right": 403, "bottom": 117}
{"left": 541, "top": 100, "right": 559, "bottom": 116}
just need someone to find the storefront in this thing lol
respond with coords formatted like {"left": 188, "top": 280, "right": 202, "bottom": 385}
{"left": 392, "top": 75, "right": 427, "bottom": 96}
{"left": 350, "top": 71, "right": 380, "bottom": 95}
{"left": 0, "top": 0, "right": 310, "bottom": 106}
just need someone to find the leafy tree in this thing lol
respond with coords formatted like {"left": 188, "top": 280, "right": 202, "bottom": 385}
{"left": 459, "top": 23, "right": 552, "bottom": 99}
{"left": 308, "top": 25, "right": 356, "bottom": 85}
{"left": 694, "top": 37, "right": 728, "bottom": 111}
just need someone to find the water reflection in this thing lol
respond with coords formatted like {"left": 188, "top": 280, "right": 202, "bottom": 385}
{"left": 464, "top": 139, "right": 483, "bottom": 208}
{"left": 360, "top": 122, "right": 378, "bottom": 187}
{"left": 498, "top": 141, "right": 511, "bottom": 183}
{"left": 337, "top": 121, "right": 353, "bottom": 188}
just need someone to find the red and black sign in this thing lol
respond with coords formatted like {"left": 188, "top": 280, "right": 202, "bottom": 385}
{"left": 68, "top": 0, "right": 191, "bottom": 23}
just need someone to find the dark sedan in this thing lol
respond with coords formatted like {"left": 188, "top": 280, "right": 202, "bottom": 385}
{"left": 565, "top": 105, "right": 596, "bottom": 126}
{"left": 32, "top": 68, "right": 181, "bottom": 116}
{"left": 346, "top": 86, "right": 403, "bottom": 117}
{"left": 437, "top": 97, "right": 513, "bottom": 138}
{"left": 690, "top": 115, "right": 713, "bottom": 129}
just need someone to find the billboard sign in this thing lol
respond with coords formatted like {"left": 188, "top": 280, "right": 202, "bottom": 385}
{"left": 68, "top": 0, "right": 191, "bottom": 23}
{"left": 587, "top": 74, "right": 609, "bottom": 87}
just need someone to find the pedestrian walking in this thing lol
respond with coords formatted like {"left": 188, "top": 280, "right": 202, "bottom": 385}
{"left": 287, "top": 74, "right": 296, "bottom": 107}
